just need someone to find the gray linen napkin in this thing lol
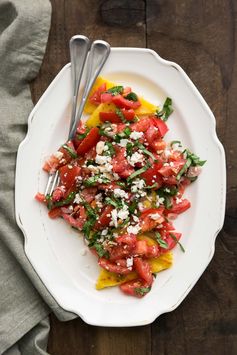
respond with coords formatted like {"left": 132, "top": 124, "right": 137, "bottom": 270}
{"left": 0, "top": 1, "right": 76, "bottom": 353}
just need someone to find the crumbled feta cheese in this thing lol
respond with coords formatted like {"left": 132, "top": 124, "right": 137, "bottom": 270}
{"left": 127, "top": 224, "right": 141, "bottom": 235}
{"left": 95, "top": 155, "right": 111, "bottom": 165}
{"left": 101, "top": 229, "right": 108, "bottom": 236}
{"left": 74, "top": 193, "right": 82, "bottom": 204}
{"left": 170, "top": 162, "right": 174, "bottom": 167}
{"left": 95, "top": 193, "right": 102, "bottom": 201}
{"left": 164, "top": 148, "right": 171, "bottom": 157}
{"left": 156, "top": 196, "right": 165, "bottom": 206}
{"left": 118, "top": 139, "right": 129, "bottom": 147}
{"left": 175, "top": 197, "right": 183, "bottom": 204}
{"left": 128, "top": 152, "right": 144, "bottom": 166}
{"left": 131, "top": 178, "right": 145, "bottom": 192}
{"left": 111, "top": 209, "right": 118, "bottom": 227}
{"left": 117, "top": 205, "right": 129, "bottom": 220}
{"left": 126, "top": 257, "right": 134, "bottom": 268}
{"left": 149, "top": 213, "right": 161, "bottom": 220}
{"left": 132, "top": 215, "right": 139, "bottom": 222}
{"left": 87, "top": 165, "right": 99, "bottom": 173}
{"left": 114, "top": 188, "right": 129, "bottom": 199}
{"left": 130, "top": 131, "right": 143, "bottom": 140}
{"left": 96, "top": 141, "right": 105, "bottom": 155}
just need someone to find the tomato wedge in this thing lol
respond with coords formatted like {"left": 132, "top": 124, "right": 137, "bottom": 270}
{"left": 94, "top": 205, "right": 113, "bottom": 229}
{"left": 133, "top": 257, "right": 153, "bottom": 286}
{"left": 99, "top": 112, "right": 122, "bottom": 124}
{"left": 98, "top": 258, "right": 131, "bottom": 274}
{"left": 77, "top": 127, "right": 100, "bottom": 155}
{"left": 89, "top": 83, "right": 106, "bottom": 105}
{"left": 100, "top": 92, "right": 113, "bottom": 103}
{"left": 59, "top": 165, "right": 81, "bottom": 190}
{"left": 120, "top": 279, "right": 151, "bottom": 298}
{"left": 112, "top": 94, "right": 141, "bottom": 109}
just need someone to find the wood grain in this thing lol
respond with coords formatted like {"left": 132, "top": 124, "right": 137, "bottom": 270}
{"left": 30, "top": 0, "right": 237, "bottom": 354}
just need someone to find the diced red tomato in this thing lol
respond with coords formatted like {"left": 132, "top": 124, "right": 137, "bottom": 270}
{"left": 109, "top": 245, "right": 131, "bottom": 261}
{"left": 35, "top": 192, "right": 46, "bottom": 203}
{"left": 122, "top": 87, "right": 131, "bottom": 96}
{"left": 59, "top": 165, "right": 81, "bottom": 190}
{"left": 158, "top": 160, "right": 186, "bottom": 177}
{"left": 112, "top": 94, "right": 141, "bottom": 110}
{"left": 120, "top": 279, "right": 151, "bottom": 298}
{"left": 141, "top": 164, "right": 163, "bottom": 188}
{"left": 52, "top": 186, "right": 66, "bottom": 202}
{"left": 48, "top": 207, "right": 62, "bottom": 219}
{"left": 151, "top": 139, "right": 166, "bottom": 151}
{"left": 81, "top": 187, "right": 97, "bottom": 203}
{"left": 100, "top": 92, "right": 113, "bottom": 103}
{"left": 152, "top": 117, "right": 169, "bottom": 137}
{"left": 146, "top": 245, "right": 161, "bottom": 258}
{"left": 62, "top": 213, "right": 85, "bottom": 230}
{"left": 112, "top": 147, "right": 134, "bottom": 178}
{"left": 98, "top": 258, "right": 131, "bottom": 274}
{"left": 121, "top": 109, "right": 135, "bottom": 121}
{"left": 140, "top": 208, "right": 165, "bottom": 232}
{"left": 94, "top": 205, "right": 113, "bottom": 229}
{"left": 160, "top": 231, "right": 182, "bottom": 252}
{"left": 77, "top": 127, "right": 100, "bottom": 155}
{"left": 166, "top": 198, "right": 191, "bottom": 214}
{"left": 99, "top": 112, "right": 122, "bottom": 124}
{"left": 131, "top": 117, "right": 151, "bottom": 132}
{"left": 116, "top": 234, "right": 137, "bottom": 247}
{"left": 89, "top": 83, "right": 106, "bottom": 105}
{"left": 133, "top": 240, "right": 148, "bottom": 256}
{"left": 133, "top": 257, "right": 153, "bottom": 285}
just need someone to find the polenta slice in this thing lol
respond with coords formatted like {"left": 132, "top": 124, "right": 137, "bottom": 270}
{"left": 84, "top": 76, "right": 159, "bottom": 126}
{"left": 96, "top": 252, "right": 173, "bottom": 290}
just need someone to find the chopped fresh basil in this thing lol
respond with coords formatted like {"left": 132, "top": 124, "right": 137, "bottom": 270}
{"left": 77, "top": 128, "right": 89, "bottom": 140}
{"left": 83, "top": 201, "right": 97, "bottom": 219}
{"left": 126, "top": 142, "right": 134, "bottom": 156}
{"left": 155, "top": 232, "right": 168, "bottom": 249}
{"left": 99, "top": 128, "right": 112, "bottom": 138}
{"left": 83, "top": 219, "right": 96, "bottom": 239}
{"left": 158, "top": 186, "right": 178, "bottom": 197}
{"left": 115, "top": 108, "right": 126, "bottom": 123}
{"left": 127, "top": 163, "right": 151, "bottom": 182}
{"left": 62, "top": 145, "right": 77, "bottom": 159}
{"left": 176, "top": 157, "right": 192, "bottom": 181}
{"left": 91, "top": 242, "right": 109, "bottom": 258}
{"left": 118, "top": 217, "right": 130, "bottom": 228}
{"left": 128, "top": 200, "right": 138, "bottom": 214}
{"left": 53, "top": 191, "right": 76, "bottom": 208}
{"left": 124, "top": 127, "right": 131, "bottom": 136}
{"left": 156, "top": 97, "right": 173, "bottom": 121}
{"left": 116, "top": 181, "right": 126, "bottom": 188}
{"left": 125, "top": 92, "right": 138, "bottom": 101}
{"left": 107, "top": 86, "right": 124, "bottom": 95}
{"left": 135, "top": 286, "right": 151, "bottom": 296}
{"left": 104, "top": 142, "right": 115, "bottom": 157}
{"left": 114, "top": 127, "right": 131, "bottom": 142}
{"left": 136, "top": 142, "right": 157, "bottom": 161}
{"left": 45, "top": 194, "right": 53, "bottom": 210}
{"left": 183, "top": 149, "right": 206, "bottom": 167}
{"left": 86, "top": 159, "right": 96, "bottom": 166}
{"left": 84, "top": 175, "right": 110, "bottom": 187}
{"left": 170, "top": 233, "right": 185, "bottom": 252}
{"left": 145, "top": 183, "right": 158, "bottom": 189}
{"left": 105, "top": 197, "right": 123, "bottom": 209}
{"left": 170, "top": 140, "right": 182, "bottom": 148}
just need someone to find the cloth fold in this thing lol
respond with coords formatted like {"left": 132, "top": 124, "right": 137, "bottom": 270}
{"left": 0, "top": 1, "right": 76, "bottom": 353}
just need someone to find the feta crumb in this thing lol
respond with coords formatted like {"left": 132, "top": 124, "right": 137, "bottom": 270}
{"left": 118, "top": 208, "right": 129, "bottom": 220}
{"left": 101, "top": 229, "right": 108, "bottom": 236}
{"left": 127, "top": 224, "right": 140, "bottom": 235}
{"left": 133, "top": 215, "right": 139, "bottom": 222}
{"left": 130, "top": 131, "right": 144, "bottom": 140}
{"left": 156, "top": 196, "right": 165, "bottom": 206}
{"left": 74, "top": 193, "right": 82, "bottom": 204}
{"left": 175, "top": 197, "right": 183, "bottom": 204}
{"left": 128, "top": 152, "right": 144, "bottom": 166}
{"left": 118, "top": 139, "right": 129, "bottom": 147}
{"left": 111, "top": 209, "right": 118, "bottom": 227}
{"left": 126, "top": 257, "right": 134, "bottom": 268}
{"left": 114, "top": 188, "right": 129, "bottom": 199}
{"left": 95, "top": 155, "right": 111, "bottom": 165}
{"left": 96, "top": 141, "right": 105, "bottom": 155}
{"left": 164, "top": 148, "right": 171, "bottom": 157}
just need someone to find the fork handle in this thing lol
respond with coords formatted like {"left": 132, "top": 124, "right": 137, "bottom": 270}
{"left": 68, "top": 40, "right": 111, "bottom": 139}
{"left": 69, "top": 35, "right": 90, "bottom": 134}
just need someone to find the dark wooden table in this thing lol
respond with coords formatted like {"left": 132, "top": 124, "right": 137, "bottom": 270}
{"left": 31, "top": 1, "right": 237, "bottom": 354}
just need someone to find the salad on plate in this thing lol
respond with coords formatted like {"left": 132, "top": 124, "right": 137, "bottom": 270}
{"left": 35, "top": 77, "right": 206, "bottom": 298}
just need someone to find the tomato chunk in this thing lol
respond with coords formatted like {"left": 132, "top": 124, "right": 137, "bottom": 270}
{"left": 133, "top": 257, "right": 153, "bottom": 286}
{"left": 120, "top": 279, "right": 151, "bottom": 298}
{"left": 112, "top": 94, "right": 141, "bottom": 109}
{"left": 59, "top": 165, "right": 81, "bottom": 190}
{"left": 89, "top": 83, "right": 106, "bottom": 105}
{"left": 77, "top": 127, "right": 100, "bottom": 155}
{"left": 98, "top": 258, "right": 131, "bottom": 274}
{"left": 94, "top": 205, "right": 113, "bottom": 229}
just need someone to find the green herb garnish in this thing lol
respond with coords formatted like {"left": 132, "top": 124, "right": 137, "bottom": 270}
{"left": 53, "top": 191, "right": 76, "bottom": 208}
{"left": 170, "top": 233, "right": 185, "bottom": 253}
{"left": 62, "top": 145, "right": 77, "bottom": 159}
{"left": 135, "top": 286, "right": 151, "bottom": 296}
{"left": 126, "top": 142, "right": 134, "bottom": 156}
{"left": 156, "top": 97, "right": 173, "bottom": 121}
{"left": 128, "top": 200, "right": 138, "bottom": 214}
{"left": 84, "top": 175, "right": 110, "bottom": 187}
{"left": 92, "top": 243, "right": 109, "bottom": 258}
{"left": 125, "top": 92, "right": 138, "bottom": 101}
{"left": 105, "top": 197, "right": 123, "bottom": 209}
{"left": 136, "top": 142, "right": 157, "bottom": 161}
{"left": 127, "top": 163, "right": 151, "bottom": 182}
{"left": 176, "top": 158, "right": 192, "bottom": 181}
{"left": 104, "top": 142, "right": 115, "bottom": 157}
{"left": 107, "top": 86, "right": 124, "bottom": 96}
{"left": 170, "top": 140, "right": 182, "bottom": 148}
{"left": 155, "top": 232, "right": 168, "bottom": 249}
{"left": 77, "top": 128, "right": 89, "bottom": 140}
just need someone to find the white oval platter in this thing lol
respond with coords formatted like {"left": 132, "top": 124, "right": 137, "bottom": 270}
{"left": 15, "top": 48, "right": 226, "bottom": 326}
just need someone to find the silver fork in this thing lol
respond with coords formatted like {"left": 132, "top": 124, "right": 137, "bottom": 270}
{"left": 45, "top": 37, "right": 111, "bottom": 196}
